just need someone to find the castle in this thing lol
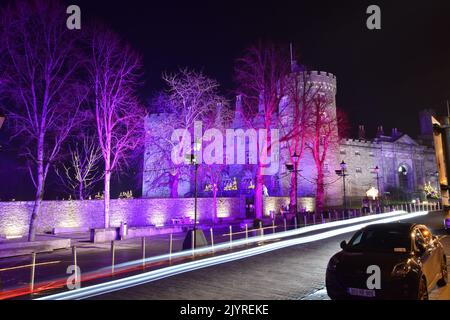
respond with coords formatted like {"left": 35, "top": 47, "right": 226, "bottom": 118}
{"left": 143, "top": 69, "right": 439, "bottom": 215}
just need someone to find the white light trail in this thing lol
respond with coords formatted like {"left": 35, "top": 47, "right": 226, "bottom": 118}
{"left": 36, "top": 210, "right": 428, "bottom": 300}
{"left": 95, "top": 210, "right": 409, "bottom": 273}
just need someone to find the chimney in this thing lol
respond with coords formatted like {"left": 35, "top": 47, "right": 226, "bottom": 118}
{"left": 376, "top": 125, "right": 384, "bottom": 137}
{"left": 358, "top": 125, "right": 366, "bottom": 140}
{"left": 391, "top": 127, "right": 398, "bottom": 138}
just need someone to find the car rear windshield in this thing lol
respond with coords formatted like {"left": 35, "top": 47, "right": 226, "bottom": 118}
{"left": 347, "top": 229, "right": 411, "bottom": 252}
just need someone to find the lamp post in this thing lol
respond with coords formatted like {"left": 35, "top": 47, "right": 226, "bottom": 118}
{"left": 433, "top": 171, "right": 440, "bottom": 198}
{"left": 374, "top": 165, "right": 382, "bottom": 210}
{"left": 184, "top": 139, "right": 203, "bottom": 251}
{"left": 286, "top": 152, "right": 301, "bottom": 214}
{"left": 335, "top": 160, "right": 348, "bottom": 213}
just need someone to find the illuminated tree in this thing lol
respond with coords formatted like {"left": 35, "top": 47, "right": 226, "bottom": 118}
{"left": 55, "top": 135, "right": 103, "bottom": 200}
{"left": 147, "top": 69, "right": 226, "bottom": 198}
{"left": 0, "top": 0, "right": 87, "bottom": 240}
{"left": 90, "top": 29, "right": 145, "bottom": 228}
{"left": 234, "top": 42, "right": 290, "bottom": 218}
{"left": 307, "top": 93, "right": 347, "bottom": 213}
{"left": 279, "top": 70, "right": 316, "bottom": 213}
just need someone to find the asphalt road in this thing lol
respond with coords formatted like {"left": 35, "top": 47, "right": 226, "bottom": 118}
{"left": 91, "top": 211, "right": 450, "bottom": 300}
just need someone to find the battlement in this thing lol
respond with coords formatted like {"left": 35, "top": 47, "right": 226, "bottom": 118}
{"left": 341, "top": 138, "right": 381, "bottom": 147}
{"left": 295, "top": 70, "right": 337, "bottom": 92}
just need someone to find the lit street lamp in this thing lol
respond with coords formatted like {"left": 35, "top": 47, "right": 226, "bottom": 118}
{"left": 373, "top": 165, "right": 382, "bottom": 210}
{"left": 335, "top": 160, "right": 348, "bottom": 213}
{"left": 286, "top": 152, "right": 301, "bottom": 214}
{"left": 183, "top": 139, "right": 207, "bottom": 251}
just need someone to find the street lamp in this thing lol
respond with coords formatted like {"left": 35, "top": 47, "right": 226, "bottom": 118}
{"left": 286, "top": 152, "right": 301, "bottom": 214}
{"left": 374, "top": 165, "right": 382, "bottom": 209}
{"left": 335, "top": 160, "right": 348, "bottom": 213}
{"left": 183, "top": 138, "right": 207, "bottom": 252}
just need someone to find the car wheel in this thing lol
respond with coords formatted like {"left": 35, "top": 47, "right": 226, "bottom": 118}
{"left": 437, "top": 256, "right": 448, "bottom": 287}
{"left": 418, "top": 277, "right": 429, "bottom": 300}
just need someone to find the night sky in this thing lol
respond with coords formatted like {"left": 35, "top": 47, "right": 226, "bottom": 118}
{"left": 64, "top": 0, "right": 450, "bottom": 137}
{"left": 2, "top": 0, "right": 450, "bottom": 200}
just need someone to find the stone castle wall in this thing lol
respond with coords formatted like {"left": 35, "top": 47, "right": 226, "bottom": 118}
{"left": 0, "top": 196, "right": 314, "bottom": 238}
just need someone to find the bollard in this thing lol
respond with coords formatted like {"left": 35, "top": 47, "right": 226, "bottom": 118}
{"left": 335, "top": 211, "right": 338, "bottom": 221}
{"left": 284, "top": 219, "right": 287, "bottom": 232}
{"left": 210, "top": 228, "right": 215, "bottom": 253}
{"left": 111, "top": 241, "right": 115, "bottom": 275}
{"left": 30, "top": 252, "right": 36, "bottom": 293}
{"left": 313, "top": 215, "right": 316, "bottom": 225}
{"left": 272, "top": 220, "right": 275, "bottom": 234}
{"left": 245, "top": 224, "right": 248, "bottom": 244}
{"left": 141, "top": 237, "right": 146, "bottom": 268}
{"left": 303, "top": 215, "right": 307, "bottom": 227}
{"left": 191, "top": 230, "right": 195, "bottom": 258}
{"left": 321, "top": 213, "right": 324, "bottom": 224}
{"left": 169, "top": 233, "right": 173, "bottom": 264}
{"left": 72, "top": 245, "right": 78, "bottom": 284}
{"left": 229, "top": 225, "right": 233, "bottom": 249}
{"left": 294, "top": 216, "right": 298, "bottom": 229}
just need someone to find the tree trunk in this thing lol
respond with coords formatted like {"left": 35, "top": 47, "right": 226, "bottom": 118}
{"left": 254, "top": 164, "right": 263, "bottom": 219}
{"left": 104, "top": 161, "right": 111, "bottom": 228}
{"left": 316, "top": 167, "right": 325, "bottom": 214}
{"left": 79, "top": 181, "right": 84, "bottom": 200}
{"left": 28, "top": 137, "right": 45, "bottom": 242}
{"left": 289, "top": 171, "right": 297, "bottom": 214}
{"left": 170, "top": 171, "right": 179, "bottom": 198}
{"left": 212, "top": 187, "right": 218, "bottom": 223}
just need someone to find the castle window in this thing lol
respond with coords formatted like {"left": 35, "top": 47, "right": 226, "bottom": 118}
{"left": 354, "top": 151, "right": 360, "bottom": 156}
{"left": 369, "top": 152, "right": 375, "bottom": 157}
{"left": 340, "top": 149, "right": 346, "bottom": 155}
{"left": 356, "top": 167, "right": 362, "bottom": 173}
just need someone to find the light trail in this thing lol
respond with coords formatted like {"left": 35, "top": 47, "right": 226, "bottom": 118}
{"left": 95, "top": 210, "right": 408, "bottom": 273}
{"left": 36, "top": 210, "right": 428, "bottom": 300}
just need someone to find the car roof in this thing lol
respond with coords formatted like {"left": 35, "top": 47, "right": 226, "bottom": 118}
{"left": 361, "top": 222, "right": 419, "bottom": 233}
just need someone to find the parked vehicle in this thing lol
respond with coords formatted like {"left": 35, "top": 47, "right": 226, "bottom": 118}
{"left": 326, "top": 222, "right": 448, "bottom": 300}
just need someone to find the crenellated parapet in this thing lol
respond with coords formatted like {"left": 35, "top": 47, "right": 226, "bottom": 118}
{"left": 294, "top": 70, "right": 337, "bottom": 93}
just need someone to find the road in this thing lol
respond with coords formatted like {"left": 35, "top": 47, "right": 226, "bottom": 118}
{"left": 90, "top": 211, "right": 450, "bottom": 300}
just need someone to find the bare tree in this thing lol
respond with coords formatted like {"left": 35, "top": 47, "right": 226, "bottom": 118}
{"left": 0, "top": 0, "right": 87, "bottom": 240}
{"left": 234, "top": 42, "right": 290, "bottom": 219}
{"left": 146, "top": 69, "right": 226, "bottom": 198}
{"left": 307, "top": 93, "right": 347, "bottom": 213}
{"left": 89, "top": 29, "right": 145, "bottom": 228}
{"left": 55, "top": 135, "right": 103, "bottom": 200}
{"left": 279, "top": 70, "right": 318, "bottom": 213}
{"left": 199, "top": 103, "right": 233, "bottom": 222}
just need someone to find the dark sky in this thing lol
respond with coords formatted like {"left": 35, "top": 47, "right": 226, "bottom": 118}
{"left": 66, "top": 0, "right": 450, "bottom": 138}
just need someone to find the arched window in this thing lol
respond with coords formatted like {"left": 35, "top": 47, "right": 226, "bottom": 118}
{"left": 398, "top": 165, "right": 409, "bottom": 190}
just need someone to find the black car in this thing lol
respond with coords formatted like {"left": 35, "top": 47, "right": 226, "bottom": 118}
{"left": 326, "top": 222, "right": 448, "bottom": 300}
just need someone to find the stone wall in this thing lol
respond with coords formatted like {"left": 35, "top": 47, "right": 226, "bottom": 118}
{"left": 0, "top": 196, "right": 316, "bottom": 237}
{"left": 0, "top": 197, "right": 243, "bottom": 238}
{"left": 263, "top": 197, "right": 316, "bottom": 216}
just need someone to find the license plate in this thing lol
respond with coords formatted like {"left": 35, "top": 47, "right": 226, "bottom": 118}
{"left": 347, "top": 287, "right": 376, "bottom": 297}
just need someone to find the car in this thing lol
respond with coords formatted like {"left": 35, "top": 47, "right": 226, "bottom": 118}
{"left": 326, "top": 222, "right": 448, "bottom": 300}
